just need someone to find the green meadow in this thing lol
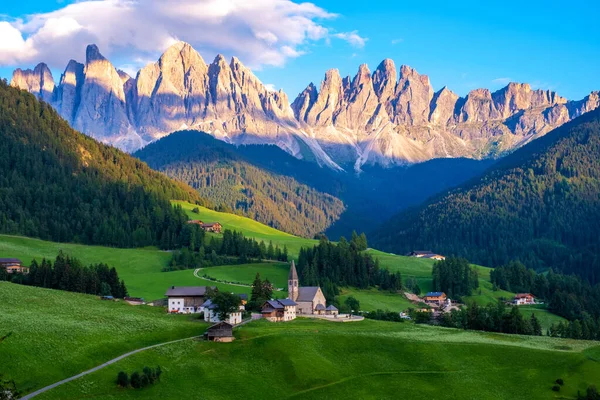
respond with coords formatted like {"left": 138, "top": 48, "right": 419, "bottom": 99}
{"left": 29, "top": 318, "right": 600, "bottom": 400}
{"left": 0, "top": 282, "right": 207, "bottom": 394}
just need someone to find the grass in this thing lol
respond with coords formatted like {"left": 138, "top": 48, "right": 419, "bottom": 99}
{"left": 31, "top": 318, "right": 600, "bottom": 400}
{"left": 338, "top": 287, "right": 413, "bottom": 312}
{"left": 175, "top": 200, "right": 318, "bottom": 257}
{"left": 200, "top": 262, "right": 290, "bottom": 290}
{"left": 0, "top": 282, "right": 207, "bottom": 395}
{"left": 520, "top": 304, "right": 568, "bottom": 331}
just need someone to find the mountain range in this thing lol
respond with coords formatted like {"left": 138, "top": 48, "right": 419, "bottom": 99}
{"left": 10, "top": 42, "right": 600, "bottom": 171}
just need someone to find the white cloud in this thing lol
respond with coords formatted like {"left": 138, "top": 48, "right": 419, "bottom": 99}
{"left": 264, "top": 83, "right": 277, "bottom": 92}
{"left": 0, "top": 0, "right": 365, "bottom": 71}
{"left": 391, "top": 38, "right": 403, "bottom": 45}
{"left": 333, "top": 30, "right": 367, "bottom": 48}
{"left": 491, "top": 77, "right": 512, "bottom": 85}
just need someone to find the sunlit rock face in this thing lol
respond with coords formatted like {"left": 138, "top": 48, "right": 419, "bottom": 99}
{"left": 10, "top": 43, "right": 600, "bottom": 170}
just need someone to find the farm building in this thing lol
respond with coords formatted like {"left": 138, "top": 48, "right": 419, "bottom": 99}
{"left": 187, "top": 220, "right": 204, "bottom": 225}
{"left": 406, "top": 251, "right": 446, "bottom": 261}
{"left": 513, "top": 293, "right": 535, "bottom": 305}
{"left": 424, "top": 292, "right": 447, "bottom": 306}
{"left": 326, "top": 305, "right": 339, "bottom": 316}
{"left": 201, "top": 222, "right": 222, "bottom": 233}
{"left": 0, "top": 258, "right": 28, "bottom": 274}
{"left": 165, "top": 286, "right": 214, "bottom": 313}
{"left": 261, "top": 299, "right": 297, "bottom": 322}
{"left": 202, "top": 299, "right": 244, "bottom": 325}
{"left": 205, "top": 322, "right": 234, "bottom": 342}
{"left": 288, "top": 261, "right": 327, "bottom": 315}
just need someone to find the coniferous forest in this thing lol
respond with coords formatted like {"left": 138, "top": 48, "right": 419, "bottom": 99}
{"left": 372, "top": 108, "right": 600, "bottom": 284}
{"left": 0, "top": 80, "right": 208, "bottom": 248}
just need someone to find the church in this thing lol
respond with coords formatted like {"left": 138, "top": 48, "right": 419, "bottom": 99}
{"left": 287, "top": 261, "right": 326, "bottom": 315}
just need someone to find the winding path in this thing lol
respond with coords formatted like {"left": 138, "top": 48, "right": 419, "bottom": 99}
{"left": 20, "top": 335, "right": 200, "bottom": 399}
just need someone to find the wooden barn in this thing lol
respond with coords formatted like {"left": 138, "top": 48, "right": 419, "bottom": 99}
{"left": 205, "top": 322, "right": 234, "bottom": 342}
{"left": 201, "top": 222, "right": 222, "bottom": 233}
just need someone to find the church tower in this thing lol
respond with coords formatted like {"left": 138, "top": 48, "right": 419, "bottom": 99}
{"left": 288, "top": 260, "right": 299, "bottom": 302}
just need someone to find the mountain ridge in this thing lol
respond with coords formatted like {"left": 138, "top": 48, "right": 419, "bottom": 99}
{"left": 10, "top": 42, "right": 600, "bottom": 170}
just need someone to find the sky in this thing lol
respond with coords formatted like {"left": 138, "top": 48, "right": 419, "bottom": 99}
{"left": 1, "top": 0, "right": 599, "bottom": 100}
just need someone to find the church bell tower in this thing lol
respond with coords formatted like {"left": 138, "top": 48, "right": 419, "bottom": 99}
{"left": 288, "top": 260, "right": 299, "bottom": 301}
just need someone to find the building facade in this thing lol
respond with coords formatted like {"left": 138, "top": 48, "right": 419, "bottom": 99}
{"left": 261, "top": 299, "right": 297, "bottom": 322}
{"left": 0, "top": 258, "right": 28, "bottom": 274}
{"left": 288, "top": 261, "right": 326, "bottom": 315}
{"left": 165, "top": 286, "right": 213, "bottom": 313}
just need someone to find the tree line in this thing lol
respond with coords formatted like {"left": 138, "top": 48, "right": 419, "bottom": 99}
{"left": 1, "top": 251, "right": 128, "bottom": 298}
{"left": 297, "top": 233, "right": 401, "bottom": 301}
{"left": 165, "top": 228, "right": 288, "bottom": 271}
{"left": 0, "top": 80, "right": 208, "bottom": 249}
{"left": 431, "top": 257, "right": 479, "bottom": 298}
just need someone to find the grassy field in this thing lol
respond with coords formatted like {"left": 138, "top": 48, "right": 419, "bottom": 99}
{"left": 31, "top": 318, "right": 600, "bottom": 400}
{"left": 0, "top": 282, "right": 207, "bottom": 394}
{"left": 338, "top": 287, "right": 413, "bottom": 312}
{"left": 199, "top": 262, "right": 290, "bottom": 290}
{"left": 175, "top": 200, "right": 318, "bottom": 257}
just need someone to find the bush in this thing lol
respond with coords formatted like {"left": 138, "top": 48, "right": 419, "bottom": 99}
{"left": 130, "top": 372, "right": 142, "bottom": 389}
{"left": 556, "top": 378, "right": 564, "bottom": 385}
{"left": 552, "top": 385, "right": 561, "bottom": 392}
{"left": 192, "top": 207, "right": 200, "bottom": 214}
{"left": 116, "top": 371, "right": 128, "bottom": 387}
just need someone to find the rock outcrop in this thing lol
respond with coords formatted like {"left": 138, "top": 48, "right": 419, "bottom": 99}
{"left": 10, "top": 42, "right": 600, "bottom": 171}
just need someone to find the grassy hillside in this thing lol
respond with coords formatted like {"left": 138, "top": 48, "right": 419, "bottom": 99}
{"left": 175, "top": 200, "right": 318, "bottom": 257}
{"left": 31, "top": 318, "right": 600, "bottom": 400}
{"left": 0, "top": 282, "right": 206, "bottom": 394}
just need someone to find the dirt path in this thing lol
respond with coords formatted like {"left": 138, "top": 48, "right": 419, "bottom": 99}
{"left": 20, "top": 335, "right": 201, "bottom": 399}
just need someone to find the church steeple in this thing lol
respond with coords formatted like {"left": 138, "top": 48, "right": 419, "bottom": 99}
{"left": 288, "top": 260, "right": 298, "bottom": 301}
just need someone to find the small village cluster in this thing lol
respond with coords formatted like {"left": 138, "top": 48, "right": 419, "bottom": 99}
{"left": 165, "top": 261, "right": 345, "bottom": 341}
{"left": 187, "top": 220, "right": 222, "bottom": 233}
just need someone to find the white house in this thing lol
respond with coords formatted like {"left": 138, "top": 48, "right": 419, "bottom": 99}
{"left": 165, "top": 286, "right": 212, "bottom": 313}
{"left": 513, "top": 293, "right": 535, "bottom": 305}
{"left": 202, "top": 299, "right": 244, "bottom": 325}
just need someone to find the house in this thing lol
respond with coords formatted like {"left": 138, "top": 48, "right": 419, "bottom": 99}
{"left": 204, "top": 322, "right": 234, "bottom": 342}
{"left": 424, "top": 292, "right": 447, "bottom": 306}
{"left": 203, "top": 299, "right": 243, "bottom": 325}
{"left": 201, "top": 222, "right": 222, "bottom": 233}
{"left": 0, "top": 258, "right": 28, "bottom": 274}
{"left": 406, "top": 251, "right": 446, "bottom": 261}
{"left": 165, "top": 286, "right": 213, "bottom": 314}
{"left": 187, "top": 220, "right": 204, "bottom": 225}
{"left": 513, "top": 293, "right": 535, "bottom": 305}
{"left": 287, "top": 261, "right": 326, "bottom": 314}
{"left": 261, "top": 298, "right": 297, "bottom": 322}
{"left": 325, "top": 305, "right": 339, "bottom": 316}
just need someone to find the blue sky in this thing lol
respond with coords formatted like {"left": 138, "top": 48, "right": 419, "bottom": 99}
{"left": 1, "top": 0, "right": 599, "bottom": 100}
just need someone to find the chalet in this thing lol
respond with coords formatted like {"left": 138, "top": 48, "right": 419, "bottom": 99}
{"left": 187, "top": 220, "right": 204, "bottom": 225}
{"left": 287, "top": 261, "right": 327, "bottom": 314}
{"left": 406, "top": 251, "right": 446, "bottom": 261}
{"left": 165, "top": 286, "right": 214, "bottom": 314}
{"left": 201, "top": 222, "right": 222, "bottom": 233}
{"left": 325, "top": 305, "right": 339, "bottom": 316}
{"left": 513, "top": 293, "right": 535, "bottom": 305}
{"left": 261, "top": 298, "right": 297, "bottom": 322}
{"left": 204, "top": 322, "right": 234, "bottom": 342}
{"left": 0, "top": 258, "right": 28, "bottom": 274}
{"left": 202, "top": 299, "right": 243, "bottom": 325}
{"left": 424, "top": 292, "right": 447, "bottom": 306}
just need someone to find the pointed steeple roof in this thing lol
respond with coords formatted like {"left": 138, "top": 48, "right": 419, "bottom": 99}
{"left": 289, "top": 260, "right": 298, "bottom": 280}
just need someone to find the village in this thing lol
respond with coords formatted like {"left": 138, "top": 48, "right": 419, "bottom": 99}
{"left": 1, "top": 255, "right": 540, "bottom": 343}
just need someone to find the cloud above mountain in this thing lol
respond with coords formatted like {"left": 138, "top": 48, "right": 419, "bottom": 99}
{"left": 0, "top": 0, "right": 366, "bottom": 70}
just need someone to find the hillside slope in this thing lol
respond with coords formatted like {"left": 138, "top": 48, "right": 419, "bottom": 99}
{"left": 371, "top": 108, "right": 600, "bottom": 283}
{"left": 136, "top": 131, "right": 345, "bottom": 237}
{"left": 0, "top": 80, "right": 205, "bottom": 247}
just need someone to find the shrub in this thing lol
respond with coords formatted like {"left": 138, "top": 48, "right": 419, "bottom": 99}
{"left": 130, "top": 372, "right": 142, "bottom": 389}
{"left": 552, "top": 385, "right": 561, "bottom": 392}
{"left": 192, "top": 207, "right": 200, "bottom": 214}
{"left": 556, "top": 378, "right": 564, "bottom": 386}
{"left": 116, "top": 371, "right": 128, "bottom": 387}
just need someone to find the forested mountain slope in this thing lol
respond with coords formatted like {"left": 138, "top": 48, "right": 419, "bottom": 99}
{"left": 371, "top": 108, "right": 600, "bottom": 283}
{"left": 135, "top": 131, "right": 345, "bottom": 237}
{"left": 0, "top": 80, "right": 206, "bottom": 247}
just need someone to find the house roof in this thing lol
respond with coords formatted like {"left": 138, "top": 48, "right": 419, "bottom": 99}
{"left": 326, "top": 305, "right": 338, "bottom": 311}
{"left": 201, "top": 223, "right": 220, "bottom": 228}
{"left": 315, "top": 304, "right": 326, "bottom": 311}
{"left": 0, "top": 258, "right": 22, "bottom": 264}
{"left": 514, "top": 293, "right": 534, "bottom": 298}
{"left": 278, "top": 298, "right": 297, "bottom": 307}
{"left": 165, "top": 286, "right": 213, "bottom": 297}
{"left": 264, "top": 300, "right": 284, "bottom": 310}
{"left": 408, "top": 250, "right": 434, "bottom": 256}
{"left": 296, "top": 287, "right": 321, "bottom": 302}
{"left": 206, "top": 322, "right": 233, "bottom": 335}
{"left": 425, "top": 292, "right": 445, "bottom": 297}
{"left": 288, "top": 260, "right": 298, "bottom": 281}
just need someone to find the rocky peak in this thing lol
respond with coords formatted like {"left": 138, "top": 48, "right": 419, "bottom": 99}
{"left": 393, "top": 65, "right": 433, "bottom": 125}
{"left": 291, "top": 82, "right": 318, "bottom": 122}
{"left": 10, "top": 62, "right": 55, "bottom": 103}
{"left": 86, "top": 44, "right": 106, "bottom": 64}
{"left": 305, "top": 69, "right": 345, "bottom": 126}
{"left": 429, "top": 86, "right": 459, "bottom": 125}
{"left": 372, "top": 59, "right": 397, "bottom": 100}
{"left": 55, "top": 60, "right": 85, "bottom": 122}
